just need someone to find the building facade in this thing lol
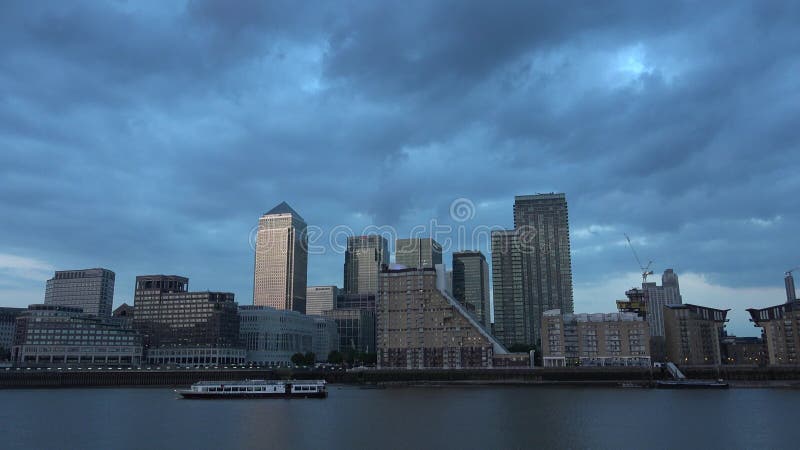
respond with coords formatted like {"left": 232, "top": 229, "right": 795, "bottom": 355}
{"left": 452, "top": 251, "right": 490, "bottom": 326}
{"left": 324, "top": 308, "right": 376, "bottom": 354}
{"left": 395, "top": 238, "right": 443, "bottom": 269}
{"left": 253, "top": 201, "right": 308, "bottom": 313}
{"left": 376, "top": 265, "right": 507, "bottom": 369}
{"left": 664, "top": 304, "right": 728, "bottom": 366}
{"left": 720, "top": 336, "right": 766, "bottom": 366}
{"left": 344, "top": 235, "right": 389, "bottom": 295}
{"left": 491, "top": 230, "right": 530, "bottom": 348}
{"left": 132, "top": 275, "right": 240, "bottom": 354}
{"left": 541, "top": 309, "right": 651, "bottom": 367}
{"left": 642, "top": 269, "right": 683, "bottom": 337}
{"left": 513, "top": 193, "right": 574, "bottom": 344}
{"left": 44, "top": 268, "right": 115, "bottom": 317}
{"left": 11, "top": 304, "right": 142, "bottom": 367}
{"left": 0, "top": 307, "right": 24, "bottom": 358}
{"left": 747, "top": 301, "right": 800, "bottom": 365}
{"left": 239, "top": 306, "right": 338, "bottom": 365}
{"left": 306, "top": 285, "right": 338, "bottom": 316}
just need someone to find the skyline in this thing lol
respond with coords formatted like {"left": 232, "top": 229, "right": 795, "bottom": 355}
{"left": 2, "top": 1, "right": 799, "bottom": 337}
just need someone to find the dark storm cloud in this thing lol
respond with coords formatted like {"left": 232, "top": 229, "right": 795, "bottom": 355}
{"left": 1, "top": 0, "right": 799, "bottom": 332}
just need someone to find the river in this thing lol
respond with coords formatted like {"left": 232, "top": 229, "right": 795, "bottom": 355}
{"left": 1, "top": 385, "right": 794, "bottom": 449}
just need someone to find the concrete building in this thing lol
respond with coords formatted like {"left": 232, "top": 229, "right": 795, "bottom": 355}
{"left": 513, "top": 194, "right": 574, "bottom": 345}
{"left": 344, "top": 235, "right": 389, "bottom": 295}
{"left": 491, "top": 230, "right": 530, "bottom": 348}
{"left": 0, "top": 307, "right": 24, "bottom": 358}
{"left": 541, "top": 309, "right": 651, "bottom": 367}
{"left": 132, "top": 275, "right": 240, "bottom": 358}
{"left": 253, "top": 201, "right": 308, "bottom": 313}
{"left": 642, "top": 269, "right": 683, "bottom": 337}
{"left": 747, "top": 300, "right": 800, "bottom": 365}
{"left": 112, "top": 303, "right": 135, "bottom": 328}
{"left": 306, "top": 285, "right": 338, "bottom": 316}
{"left": 44, "top": 268, "right": 115, "bottom": 317}
{"left": 11, "top": 304, "right": 142, "bottom": 367}
{"left": 146, "top": 347, "right": 245, "bottom": 367}
{"left": 239, "top": 306, "right": 338, "bottom": 366}
{"left": 720, "top": 336, "right": 766, "bottom": 366}
{"left": 395, "top": 238, "right": 442, "bottom": 269}
{"left": 376, "top": 265, "right": 507, "bottom": 369}
{"left": 664, "top": 304, "right": 728, "bottom": 366}
{"left": 452, "top": 251, "right": 490, "bottom": 326}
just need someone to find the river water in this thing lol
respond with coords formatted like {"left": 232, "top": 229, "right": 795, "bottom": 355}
{"left": 1, "top": 385, "right": 794, "bottom": 449}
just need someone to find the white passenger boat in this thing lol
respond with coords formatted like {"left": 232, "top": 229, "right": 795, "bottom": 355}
{"left": 177, "top": 379, "right": 327, "bottom": 399}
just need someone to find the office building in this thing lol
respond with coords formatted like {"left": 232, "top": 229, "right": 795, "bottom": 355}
{"left": 306, "top": 286, "right": 338, "bottom": 316}
{"left": 253, "top": 201, "right": 308, "bottom": 313}
{"left": 491, "top": 230, "right": 530, "bottom": 347}
{"left": 132, "top": 275, "right": 240, "bottom": 355}
{"left": 513, "top": 193, "right": 574, "bottom": 344}
{"left": 747, "top": 300, "right": 800, "bottom": 365}
{"left": 112, "top": 303, "right": 135, "bottom": 328}
{"left": 239, "top": 306, "right": 338, "bottom": 365}
{"left": 44, "top": 268, "right": 115, "bottom": 317}
{"left": 0, "top": 307, "right": 24, "bottom": 357}
{"left": 664, "top": 304, "right": 728, "bottom": 366}
{"left": 344, "top": 235, "right": 389, "bottom": 295}
{"left": 376, "top": 265, "right": 507, "bottom": 369}
{"left": 642, "top": 269, "right": 683, "bottom": 337}
{"left": 395, "top": 238, "right": 442, "bottom": 269}
{"left": 452, "top": 251, "right": 490, "bottom": 325}
{"left": 337, "top": 292, "right": 376, "bottom": 310}
{"left": 541, "top": 309, "right": 651, "bottom": 367}
{"left": 11, "top": 304, "right": 142, "bottom": 367}
{"left": 324, "top": 308, "right": 376, "bottom": 354}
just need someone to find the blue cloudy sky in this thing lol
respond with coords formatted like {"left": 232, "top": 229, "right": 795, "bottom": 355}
{"left": 1, "top": 0, "right": 798, "bottom": 336}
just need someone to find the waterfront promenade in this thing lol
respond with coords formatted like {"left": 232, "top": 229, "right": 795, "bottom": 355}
{"left": 2, "top": 366, "right": 800, "bottom": 388}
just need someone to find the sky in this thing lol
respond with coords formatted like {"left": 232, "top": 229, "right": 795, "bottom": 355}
{"left": 1, "top": 0, "right": 799, "bottom": 336}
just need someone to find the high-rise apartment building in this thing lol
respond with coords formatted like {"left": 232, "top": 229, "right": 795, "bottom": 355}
{"left": 663, "top": 304, "right": 728, "bottom": 366}
{"left": 253, "top": 202, "right": 308, "bottom": 313}
{"left": 376, "top": 265, "right": 507, "bottom": 369}
{"left": 452, "top": 251, "right": 491, "bottom": 326}
{"left": 748, "top": 300, "right": 800, "bottom": 365}
{"left": 44, "top": 268, "right": 115, "bottom": 317}
{"left": 491, "top": 230, "right": 529, "bottom": 348}
{"left": 306, "top": 286, "right": 338, "bottom": 316}
{"left": 541, "top": 309, "right": 651, "bottom": 367}
{"left": 642, "top": 269, "right": 683, "bottom": 337}
{"left": 513, "top": 194, "right": 574, "bottom": 344}
{"left": 395, "top": 238, "right": 442, "bottom": 269}
{"left": 344, "top": 235, "right": 389, "bottom": 295}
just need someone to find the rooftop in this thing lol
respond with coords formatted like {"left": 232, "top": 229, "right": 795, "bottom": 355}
{"left": 264, "top": 201, "right": 305, "bottom": 222}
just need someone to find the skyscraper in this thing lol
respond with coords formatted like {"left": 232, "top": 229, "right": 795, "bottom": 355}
{"left": 514, "top": 193, "right": 574, "bottom": 344}
{"left": 452, "top": 251, "right": 491, "bottom": 326}
{"left": 253, "top": 202, "right": 308, "bottom": 313}
{"left": 642, "top": 269, "right": 683, "bottom": 337}
{"left": 395, "top": 238, "right": 442, "bottom": 269}
{"left": 44, "top": 268, "right": 115, "bottom": 317}
{"left": 491, "top": 230, "right": 530, "bottom": 347}
{"left": 306, "top": 285, "right": 338, "bottom": 316}
{"left": 344, "top": 235, "right": 389, "bottom": 295}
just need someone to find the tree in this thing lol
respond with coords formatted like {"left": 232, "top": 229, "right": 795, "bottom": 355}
{"left": 327, "top": 351, "right": 343, "bottom": 364}
{"left": 304, "top": 352, "right": 316, "bottom": 365}
{"left": 290, "top": 353, "right": 305, "bottom": 366}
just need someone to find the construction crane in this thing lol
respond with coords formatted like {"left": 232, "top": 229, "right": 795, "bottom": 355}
{"left": 624, "top": 233, "right": 654, "bottom": 284}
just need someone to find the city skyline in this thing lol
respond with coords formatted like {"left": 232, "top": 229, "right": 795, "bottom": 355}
{"left": 1, "top": 2, "right": 798, "bottom": 338}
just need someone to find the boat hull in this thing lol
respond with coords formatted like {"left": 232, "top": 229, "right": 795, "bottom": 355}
{"left": 656, "top": 381, "right": 729, "bottom": 389}
{"left": 179, "top": 391, "right": 327, "bottom": 399}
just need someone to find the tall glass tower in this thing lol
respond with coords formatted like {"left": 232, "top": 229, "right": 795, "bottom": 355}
{"left": 253, "top": 202, "right": 308, "bottom": 313}
{"left": 452, "top": 251, "right": 490, "bottom": 326}
{"left": 344, "top": 235, "right": 389, "bottom": 295}
{"left": 513, "top": 193, "right": 574, "bottom": 344}
{"left": 395, "top": 238, "right": 442, "bottom": 269}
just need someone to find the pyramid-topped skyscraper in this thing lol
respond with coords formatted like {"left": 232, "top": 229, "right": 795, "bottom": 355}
{"left": 253, "top": 201, "right": 308, "bottom": 313}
